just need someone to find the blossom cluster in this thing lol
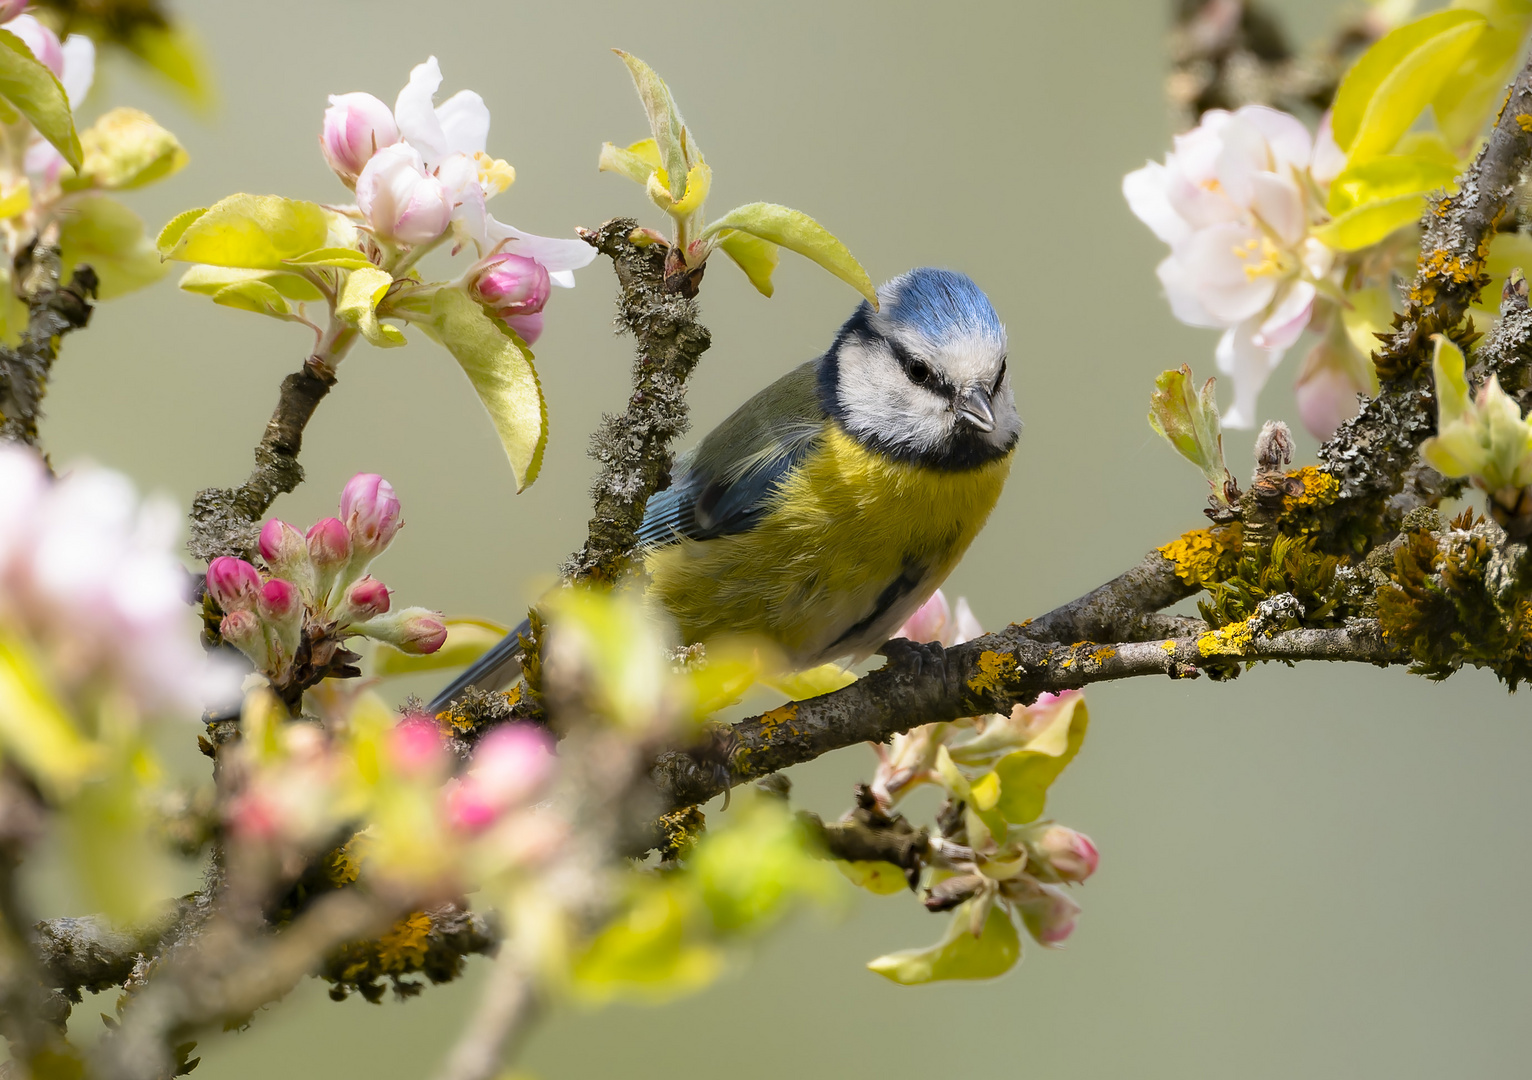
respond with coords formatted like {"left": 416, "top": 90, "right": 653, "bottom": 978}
{"left": 849, "top": 592, "right": 1098, "bottom": 982}
{"left": 1125, "top": 105, "right": 1343, "bottom": 432}
{"left": 320, "top": 57, "right": 594, "bottom": 344}
{"left": 206, "top": 474, "right": 446, "bottom": 692}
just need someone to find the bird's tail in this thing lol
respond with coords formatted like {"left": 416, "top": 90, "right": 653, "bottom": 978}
{"left": 426, "top": 616, "right": 533, "bottom": 715}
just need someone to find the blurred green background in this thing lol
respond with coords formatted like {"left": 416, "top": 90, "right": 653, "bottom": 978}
{"left": 31, "top": 0, "right": 1532, "bottom": 1077}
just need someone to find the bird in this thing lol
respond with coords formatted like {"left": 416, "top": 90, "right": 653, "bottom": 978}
{"left": 428, "top": 267, "right": 1018, "bottom": 714}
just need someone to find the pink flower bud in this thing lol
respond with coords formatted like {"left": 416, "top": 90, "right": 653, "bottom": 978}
{"left": 501, "top": 311, "right": 544, "bottom": 345}
{"left": 1033, "top": 825, "right": 1100, "bottom": 883}
{"left": 306, "top": 517, "right": 352, "bottom": 572}
{"left": 1012, "top": 880, "right": 1081, "bottom": 947}
{"left": 353, "top": 607, "right": 447, "bottom": 654}
{"left": 355, "top": 143, "right": 453, "bottom": 245}
{"left": 0, "top": 3, "right": 32, "bottom": 24}
{"left": 339, "top": 473, "right": 402, "bottom": 561}
{"left": 6, "top": 14, "right": 61, "bottom": 76}
{"left": 390, "top": 716, "right": 445, "bottom": 776}
{"left": 1295, "top": 338, "right": 1368, "bottom": 442}
{"left": 320, "top": 92, "right": 400, "bottom": 186}
{"left": 218, "top": 609, "right": 268, "bottom": 669}
{"left": 342, "top": 576, "right": 390, "bottom": 621}
{"left": 897, "top": 590, "right": 951, "bottom": 645}
{"left": 258, "top": 518, "right": 307, "bottom": 575}
{"left": 257, "top": 577, "right": 300, "bottom": 623}
{"left": 206, "top": 556, "right": 261, "bottom": 612}
{"left": 447, "top": 724, "right": 555, "bottom": 832}
{"left": 471, "top": 254, "right": 551, "bottom": 316}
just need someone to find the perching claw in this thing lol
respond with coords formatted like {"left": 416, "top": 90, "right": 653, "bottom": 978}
{"left": 878, "top": 637, "right": 947, "bottom": 680}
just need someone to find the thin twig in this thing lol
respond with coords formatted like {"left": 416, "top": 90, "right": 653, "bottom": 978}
{"left": 0, "top": 242, "right": 98, "bottom": 450}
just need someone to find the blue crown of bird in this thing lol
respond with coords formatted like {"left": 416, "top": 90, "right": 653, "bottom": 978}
{"left": 430, "top": 267, "right": 1016, "bottom": 712}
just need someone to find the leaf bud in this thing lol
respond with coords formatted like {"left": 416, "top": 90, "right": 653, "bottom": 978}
{"left": 339, "top": 575, "right": 390, "bottom": 624}
{"left": 206, "top": 556, "right": 261, "bottom": 613}
{"left": 321, "top": 92, "right": 400, "bottom": 186}
{"left": 257, "top": 577, "right": 300, "bottom": 624}
{"left": 1006, "top": 877, "right": 1081, "bottom": 947}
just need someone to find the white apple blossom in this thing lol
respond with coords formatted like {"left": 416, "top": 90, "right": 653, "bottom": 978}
{"left": 344, "top": 57, "right": 596, "bottom": 285}
{"left": 0, "top": 445, "right": 231, "bottom": 716}
{"left": 1124, "top": 105, "right": 1341, "bottom": 428}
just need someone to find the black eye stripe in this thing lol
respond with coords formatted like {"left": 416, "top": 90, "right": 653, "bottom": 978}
{"left": 992, "top": 358, "right": 1007, "bottom": 394}
{"left": 887, "top": 339, "right": 949, "bottom": 394}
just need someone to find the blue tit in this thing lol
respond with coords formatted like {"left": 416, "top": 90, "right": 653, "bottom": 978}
{"left": 429, "top": 267, "right": 1017, "bottom": 713}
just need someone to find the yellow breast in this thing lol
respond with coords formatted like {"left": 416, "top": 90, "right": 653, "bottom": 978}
{"left": 645, "top": 425, "right": 1012, "bottom": 665}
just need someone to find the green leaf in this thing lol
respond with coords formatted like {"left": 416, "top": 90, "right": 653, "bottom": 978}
{"left": 718, "top": 230, "right": 780, "bottom": 298}
{"left": 283, "top": 247, "right": 375, "bottom": 270}
{"left": 126, "top": 23, "right": 216, "bottom": 113}
{"left": 837, "top": 860, "right": 910, "bottom": 895}
{"left": 1148, "top": 365, "right": 1231, "bottom": 498}
{"left": 613, "top": 51, "right": 696, "bottom": 200}
{"left": 211, "top": 279, "right": 291, "bottom": 319}
{"left": 1331, "top": 9, "right": 1487, "bottom": 164}
{"left": 57, "top": 196, "right": 167, "bottom": 300}
{"left": 177, "top": 265, "right": 324, "bottom": 302}
{"left": 0, "top": 28, "right": 81, "bottom": 169}
{"left": 372, "top": 618, "right": 508, "bottom": 677}
{"left": 160, "top": 193, "right": 330, "bottom": 270}
{"left": 992, "top": 693, "right": 1089, "bottom": 824}
{"left": 61, "top": 756, "right": 174, "bottom": 926}
{"left": 701, "top": 203, "right": 876, "bottom": 306}
{"left": 867, "top": 900, "right": 1021, "bottom": 984}
{"left": 572, "top": 880, "right": 722, "bottom": 1003}
{"left": 1326, "top": 154, "right": 1460, "bottom": 216}
{"left": 0, "top": 634, "right": 98, "bottom": 798}
{"left": 336, "top": 265, "right": 405, "bottom": 347}
{"left": 1313, "top": 194, "right": 1432, "bottom": 252}
{"left": 1436, "top": 0, "right": 1532, "bottom": 151}
{"left": 156, "top": 207, "right": 207, "bottom": 253}
{"left": 422, "top": 288, "right": 548, "bottom": 492}
{"left": 65, "top": 107, "right": 188, "bottom": 192}
{"left": 669, "top": 161, "right": 711, "bottom": 217}
{"left": 597, "top": 139, "right": 661, "bottom": 186}
{"left": 692, "top": 799, "right": 839, "bottom": 934}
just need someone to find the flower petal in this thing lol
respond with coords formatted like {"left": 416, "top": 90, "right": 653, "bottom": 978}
{"left": 486, "top": 217, "right": 598, "bottom": 275}
{"left": 435, "top": 89, "right": 489, "bottom": 157}
{"left": 1234, "top": 105, "right": 1313, "bottom": 174}
{"left": 1156, "top": 255, "right": 1219, "bottom": 327}
{"left": 1253, "top": 280, "right": 1316, "bottom": 351}
{"left": 1216, "top": 319, "right": 1286, "bottom": 429}
{"left": 1248, "top": 172, "right": 1305, "bottom": 247}
{"left": 1178, "top": 223, "right": 1279, "bottom": 324}
{"left": 1123, "top": 162, "right": 1190, "bottom": 245}
{"left": 59, "top": 33, "right": 93, "bottom": 108}
{"left": 395, "top": 57, "right": 449, "bottom": 165}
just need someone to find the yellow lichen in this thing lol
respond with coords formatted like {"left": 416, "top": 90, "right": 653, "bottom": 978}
{"left": 1158, "top": 524, "right": 1243, "bottom": 587}
{"left": 1160, "top": 640, "right": 1178, "bottom": 653}
{"left": 757, "top": 703, "right": 799, "bottom": 740}
{"left": 1283, "top": 466, "right": 1339, "bottom": 512}
{"left": 1197, "top": 618, "right": 1257, "bottom": 658}
{"left": 1518, "top": 113, "right": 1532, "bottom": 133}
{"left": 968, "top": 650, "right": 1018, "bottom": 694}
{"left": 326, "top": 834, "right": 367, "bottom": 886}
{"left": 1422, "top": 249, "right": 1481, "bottom": 285}
{"left": 1089, "top": 646, "right": 1117, "bottom": 664}
{"left": 376, "top": 912, "right": 433, "bottom": 974}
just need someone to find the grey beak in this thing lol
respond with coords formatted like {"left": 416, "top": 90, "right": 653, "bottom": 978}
{"left": 955, "top": 386, "right": 996, "bottom": 433}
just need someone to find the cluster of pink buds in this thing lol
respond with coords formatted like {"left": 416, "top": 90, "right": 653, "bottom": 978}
{"left": 206, "top": 474, "right": 446, "bottom": 692}
{"left": 467, "top": 253, "right": 551, "bottom": 344}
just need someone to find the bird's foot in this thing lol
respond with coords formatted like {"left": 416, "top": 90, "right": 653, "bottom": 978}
{"left": 879, "top": 637, "right": 946, "bottom": 680}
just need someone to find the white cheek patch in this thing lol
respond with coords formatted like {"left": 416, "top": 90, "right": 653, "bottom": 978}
{"left": 836, "top": 340, "right": 953, "bottom": 455}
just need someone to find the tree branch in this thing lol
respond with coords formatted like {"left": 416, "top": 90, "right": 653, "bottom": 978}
{"left": 0, "top": 242, "right": 98, "bottom": 450}
{"left": 1320, "top": 53, "right": 1532, "bottom": 537}
{"left": 652, "top": 616, "right": 1401, "bottom": 809}
{"left": 1015, "top": 549, "right": 1199, "bottom": 644}
{"left": 561, "top": 218, "right": 711, "bottom": 585}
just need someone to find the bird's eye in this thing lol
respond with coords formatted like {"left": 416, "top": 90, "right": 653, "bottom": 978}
{"left": 907, "top": 358, "right": 931, "bottom": 384}
{"left": 992, "top": 359, "right": 1007, "bottom": 394}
